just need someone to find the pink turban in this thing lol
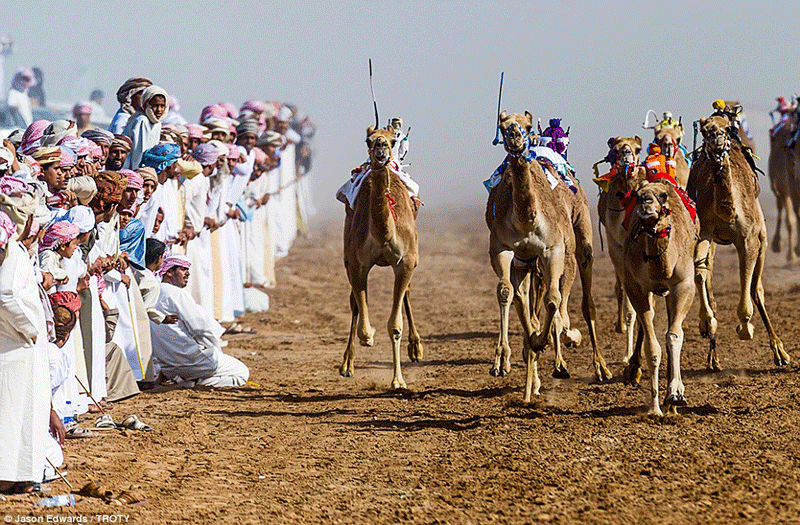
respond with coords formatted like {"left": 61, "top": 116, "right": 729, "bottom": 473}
{"left": 90, "top": 142, "right": 103, "bottom": 161}
{"left": 58, "top": 147, "right": 76, "bottom": 168}
{"left": 72, "top": 101, "right": 92, "bottom": 116}
{"left": 25, "top": 157, "right": 42, "bottom": 178}
{"left": 156, "top": 253, "right": 191, "bottom": 277}
{"left": 58, "top": 136, "right": 93, "bottom": 157}
{"left": 0, "top": 176, "right": 31, "bottom": 194}
{"left": 186, "top": 124, "right": 204, "bottom": 140}
{"left": 200, "top": 104, "right": 227, "bottom": 123}
{"left": 241, "top": 100, "right": 265, "bottom": 114}
{"left": 0, "top": 211, "right": 16, "bottom": 248}
{"left": 227, "top": 144, "right": 241, "bottom": 159}
{"left": 40, "top": 221, "right": 80, "bottom": 252}
{"left": 220, "top": 102, "right": 237, "bottom": 119}
{"left": 20, "top": 120, "right": 51, "bottom": 155}
{"left": 121, "top": 169, "right": 143, "bottom": 190}
{"left": 189, "top": 143, "right": 220, "bottom": 166}
{"left": 252, "top": 147, "right": 267, "bottom": 166}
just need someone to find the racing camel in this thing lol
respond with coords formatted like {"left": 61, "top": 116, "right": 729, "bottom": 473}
{"left": 688, "top": 115, "right": 790, "bottom": 370}
{"left": 340, "top": 126, "right": 422, "bottom": 389}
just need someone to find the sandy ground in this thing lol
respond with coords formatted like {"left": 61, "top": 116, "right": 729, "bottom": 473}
{"left": 4, "top": 204, "right": 800, "bottom": 524}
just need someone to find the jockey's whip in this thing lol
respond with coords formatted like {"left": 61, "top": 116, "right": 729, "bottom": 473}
{"left": 642, "top": 109, "right": 658, "bottom": 129}
{"left": 492, "top": 71, "right": 504, "bottom": 145}
{"left": 369, "top": 59, "right": 379, "bottom": 129}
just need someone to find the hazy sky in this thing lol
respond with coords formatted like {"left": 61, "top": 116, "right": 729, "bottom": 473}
{"left": 3, "top": 0, "right": 797, "bottom": 213}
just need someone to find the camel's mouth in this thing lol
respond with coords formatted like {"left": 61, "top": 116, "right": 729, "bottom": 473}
{"left": 614, "top": 148, "right": 637, "bottom": 168}
{"left": 502, "top": 123, "right": 528, "bottom": 156}
{"left": 371, "top": 141, "right": 391, "bottom": 166}
{"left": 660, "top": 139, "right": 675, "bottom": 158}
{"left": 704, "top": 129, "right": 729, "bottom": 152}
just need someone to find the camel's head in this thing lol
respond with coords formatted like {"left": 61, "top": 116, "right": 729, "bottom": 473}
{"left": 608, "top": 136, "right": 642, "bottom": 170}
{"left": 499, "top": 110, "right": 533, "bottom": 156}
{"left": 654, "top": 126, "right": 683, "bottom": 159}
{"left": 700, "top": 115, "right": 731, "bottom": 158}
{"left": 366, "top": 126, "right": 395, "bottom": 167}
{"left": 635, "top": 181, "right": 671, "bottom": 228}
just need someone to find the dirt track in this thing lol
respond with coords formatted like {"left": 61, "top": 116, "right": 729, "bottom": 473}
{"left": 4, "top": 206, "right": 800, "bottom": 524}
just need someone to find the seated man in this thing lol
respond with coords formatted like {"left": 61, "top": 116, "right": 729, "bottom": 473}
{"left": 150, "top": 254, "right": 249, "bottom": 387}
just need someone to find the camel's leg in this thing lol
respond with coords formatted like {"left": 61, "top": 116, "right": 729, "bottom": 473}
{"left": 751, "top": 227, "right": 791, "bottom": 366}
{"left": 623, "top": 324, "right": 644, "bottom": 387}
{"left": 550, "top": 252, "right": 576, "bottom": 379}
{"left": 663, "top": 280, "right": 694, "bottom": 412}
{"left": 735, "top": 236, "right": 759, "bottom": 342}
{"left": 560, "top": 253, "right": 581, "bottom": 349}
{"left": 529, "top": 264, "right": 543, "bottom": 333}
{"left": 340, "top": 291, "right": 359, "bottom": 377}
{"left": 403, "top": 289, "right": 423, "bottom": 362}
{"left": 614, "top": 277, "right": 626, "bottom": 334}
{"left": 791, "top": 191, "right": 800, "bottom": 258}
{"left": 511, "top": 267, "right": 535, "bottom": 367}
{"left": 576, "top": 240, "right": 611, "bottom": 382}
{"left": 631, "top": 292, "right": 662, "bottom": 416}
{"left": 783, "top": 195, "right": 796, "bottom": 263}
{"left": 490, "top": 250, "right": 514, "bottom": 377}
{"left": 620, "top": 281, "right": 637, "bottom": 367}
{"left": 527, "top": 247, "right": 565, "bottom": 401}
{"left": 771, "top": 193, "right": 785, "bottom": 255}
{"left": 349, "top": 265, "right": 375, "bottom": 347}
{"left": 695, "top": 237, "right": 719, "bottom": 371}
{"left": 388, "top": 262, "right": 415, "bottom": 390}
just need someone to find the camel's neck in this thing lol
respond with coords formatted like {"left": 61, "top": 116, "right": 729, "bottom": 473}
{"left": 712, "top": 156, "right": 737, "bottom": 223}
{"left": 369, "top": 163, "right": 397, "bottom": 243}
{"left": 508, "top": 155, "right": 538, "bottom": 227}
{"left": 643, "top": 230, "right": 675, "bottom": 281}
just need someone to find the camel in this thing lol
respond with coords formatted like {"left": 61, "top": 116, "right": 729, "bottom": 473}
{"left": 687, "top": 115, "right": 791, "bottom": 371}
{"left": 523, "top": 160, "right": 612, "bottom": 382}
{"left": 340, "top": 125, "right": 423, "bottom": 389}
{"left": 653, "top": 125, "right": 690, "bottom": 188}
{"left": 594, "top": 136, "right": 648, "bottom": 381}
{"left": 622, "top": 181, "right": 698, "bottom": 415}
{"left": 486, "top": 110, "right": 575, "bottom": 402}
{"left": 770, "top": 107, "right": 800, "bottom": 262}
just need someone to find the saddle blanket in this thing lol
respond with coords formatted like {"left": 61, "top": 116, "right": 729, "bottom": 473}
{"left": 336, "top": 159, "right": 419, "bottom": 208}
{"left": 484, "top": 146, "right": 576, "bottom": 193}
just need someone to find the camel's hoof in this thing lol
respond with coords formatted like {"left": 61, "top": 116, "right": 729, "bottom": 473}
{"left": 390, "top": 379, "right": 407, "bottom": 390}
{"left": 489, "top": 366, "right": 508, "bottom": 377}
{"left": 736, "top": 322, "right": 755, "bottom": 341}
{"left": 339, "top": 364, "right": 353, "bottom": 378}
{"left": 552, "top": 365, "right": 570, "bottom": 379}
{"left": 622, "top": 364, "right": 642, "bottom": 387}
{"left": 647, "top": 407, "right": 664, "bottom": 418}
{"left": 664, "top": 393, "right": 687, "bottom": 407}
{"left": 595, "top": 365, "right": 613, "bottom": 383}
{"left": 772, "top": 342, "right": 791, "bottom": 367}
{"left": 407, "top": 340, "right": 424, "bottom": 362}
{"left": 706, "top": 362, "right": 721, "bottom": 373}
{"left": 563, "top": 328, "right": 582, "bottom": 347}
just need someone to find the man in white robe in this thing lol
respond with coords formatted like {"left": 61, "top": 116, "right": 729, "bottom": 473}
{"left": 0, "top": 213, "right": 52, "bottom": 491}
{"left": 150, "top": 254, "right": 249, "bottom": 387}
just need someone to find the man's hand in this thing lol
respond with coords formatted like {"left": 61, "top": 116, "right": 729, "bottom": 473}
{"left": 50, "top": 409, "right": 66, "bottom": 447}
{"left": 41, "top": 271, "right": 54, "bottom": 290}
{"left": 120, "top": 274, "right": 131, "bottom": 288}
{"left": 162, "top": 314, "right": 179, "bottom": 324}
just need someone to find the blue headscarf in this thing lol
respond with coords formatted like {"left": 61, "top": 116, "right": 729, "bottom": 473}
{"left": 140, "top": 143, "right": 180, "bottom": 173}
{"left": 119, "top": 218, "right": 146, "bottom": 270}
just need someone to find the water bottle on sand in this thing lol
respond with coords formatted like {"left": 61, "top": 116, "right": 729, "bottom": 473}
{"left": 63, "top": 401, "right": 74, "bottom": 425}
{"left": 36, "top": 494, "right": 76, "bottom": 507}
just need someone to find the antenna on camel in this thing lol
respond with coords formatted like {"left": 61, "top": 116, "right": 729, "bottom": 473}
{"left": 369, "top": 59, "right": 379, "bottom": 129}
{"left": 492, "top": 71, "right": 504, "bottom": 145}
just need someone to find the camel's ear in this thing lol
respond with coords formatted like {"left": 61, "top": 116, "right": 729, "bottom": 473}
{"left": 699, "top": 117, "right": 707, "bottom": 128}
{"left": 367, "top": 125, "right": 375, "bottom": 137}
{"left": 634, "top": 136, "right": 642, "bottom": 148}
{"left": 499, "top": 110, "right": 508, "bottom": 122}
{"left": 658, "top": 190, "right": 669, "bottom": 205}
{"left": 524, "top": 111, "right": 533, "bottom": 132}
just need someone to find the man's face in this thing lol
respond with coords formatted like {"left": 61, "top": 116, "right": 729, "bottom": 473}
{"left": 166, "top": 266, "right": 190, "bottom": 288}
{"left": 238, "top": 133, "right": 256, "bottom": 152}
{"left": 99, "top": 144, "right": 109, "bottom": 164}
{"left": 106, "top": 146, "right": 127, "bottom": 170}
{"left": 119, "top": 212, "right": 132, "bottom": 230}
{"left": 226, "top": 157, "right": 238, "bottom": 172}
{"left": 121, "top": 187, "right": 138, "bottom": 210}
{"left": 58, "top": 236, "right": 79, "bottom": 259}
{"left": 42, "top": 162, "right": 66, "bottom": 192}
{"left": 149, "top": 95, "right": 167, "bottom": 121}
{"left": 142, "top": 180, "right": 156, "bottom": 201}
{"left": 188, "top": 137, "right": 201, "bottom": 151}
{"left": 211, "top": 131, "right": 227, "bottom": 142}
{"left": 152, "top": 211, "right": 163, "bottom": 234}
{"left": 75, "top": 113, "right": 91, "bottom": 127}
{"left": 131, "top": 91, "right": 144, "bottom": 112}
